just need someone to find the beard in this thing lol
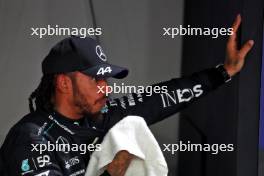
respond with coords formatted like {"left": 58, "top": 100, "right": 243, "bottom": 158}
{"left": 71, "top": 80, "right": 94, "bottom": 116}
{"left": 73, "top": 91, "right": 93, "bottom": 115}
{"left": 72, "top": 84, "right": 105, "bottom": 118}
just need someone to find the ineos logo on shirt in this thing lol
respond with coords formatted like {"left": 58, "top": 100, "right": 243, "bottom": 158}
{"left": 160, "top": 84, "right": 203, "bottom": 108}
{"left": 96, "top": 45, "right": 107, "bottom": 61}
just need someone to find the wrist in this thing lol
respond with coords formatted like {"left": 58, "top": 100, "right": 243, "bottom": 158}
{"left": 216, "top": 64, "right": 232, "bottom": 83}
{"left": 223, "top": 64, "right": 237, "bottom": 77}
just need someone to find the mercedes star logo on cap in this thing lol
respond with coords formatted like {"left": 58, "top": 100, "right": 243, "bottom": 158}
{"left": 96, "top": 45, "right": 107, "bottom": 61}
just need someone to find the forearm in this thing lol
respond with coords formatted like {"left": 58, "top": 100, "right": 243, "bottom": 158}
{"left": 121, "top": 67, "right": 226, "bottom": 125}
{"left": 101, "top": 67, "right": 227, "bottom": 130}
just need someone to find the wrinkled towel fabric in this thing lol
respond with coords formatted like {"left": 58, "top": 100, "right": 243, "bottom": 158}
{"left": 85, "top": 116, "right": 168, "bottom": 176}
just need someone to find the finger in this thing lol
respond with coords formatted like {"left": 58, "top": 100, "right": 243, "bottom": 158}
{"left": 238, "top": 40, "right": 254, "bottom": 58}
{"left": 232, "top": 14, "right": 241, "bottom": 34}
{"left": 228, "top": 14, "right": 241, "bottom": 43}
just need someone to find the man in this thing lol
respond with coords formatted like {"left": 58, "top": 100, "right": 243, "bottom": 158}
{"left": 0, "top": 15, "right": 254, "bottom": 176}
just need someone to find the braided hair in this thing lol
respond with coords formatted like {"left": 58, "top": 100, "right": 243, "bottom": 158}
{"left": 28, "top": 74, "right": 56, "bottom": 113}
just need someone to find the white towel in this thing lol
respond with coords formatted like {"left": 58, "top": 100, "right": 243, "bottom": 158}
{"left": 85, "top": 116, "right": 168, "bottom": 176}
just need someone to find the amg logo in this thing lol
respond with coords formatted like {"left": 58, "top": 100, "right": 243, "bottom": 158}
{"left": 160, "top": 84, "right": 203, "bottom": 108}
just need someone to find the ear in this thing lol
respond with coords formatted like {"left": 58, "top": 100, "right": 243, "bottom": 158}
{"left": 55, "top": 74, "right": 73, "bottom": 94}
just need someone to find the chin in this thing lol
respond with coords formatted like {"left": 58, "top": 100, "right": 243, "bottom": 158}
{"left": 87, "top": 100, "right": 106, "bottom": 115}
{"left": 90, "top": 106, "right": 103, "bottom": 114}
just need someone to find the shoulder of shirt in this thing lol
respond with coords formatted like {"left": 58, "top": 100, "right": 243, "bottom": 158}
{"left": 14, "top": 110, "right": 49, "bottom": 130}
{"left": 2, "top": 110, "right": 50, "bottom": 146}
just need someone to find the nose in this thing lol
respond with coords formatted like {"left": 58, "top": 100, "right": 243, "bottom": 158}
{"left": 97, "top": 79, "right": 108, "bottom": 87}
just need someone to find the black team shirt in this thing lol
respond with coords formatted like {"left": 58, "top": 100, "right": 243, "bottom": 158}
{"left": 0, "top": 68, "right": 226, "bottom": 176}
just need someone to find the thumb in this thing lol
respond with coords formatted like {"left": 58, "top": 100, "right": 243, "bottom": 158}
{"left": 238, "top": 40, "right": 254, "bottom": 59}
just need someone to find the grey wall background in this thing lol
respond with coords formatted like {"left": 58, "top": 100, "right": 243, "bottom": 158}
{"left": 0, "top": 0, "right": 184, "bottom": 175}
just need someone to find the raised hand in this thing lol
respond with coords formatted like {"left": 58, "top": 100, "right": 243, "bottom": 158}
{"left": 224, "top": 14, "right": 254, "bottom": 77}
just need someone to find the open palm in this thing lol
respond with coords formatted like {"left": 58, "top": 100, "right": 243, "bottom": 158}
{"left": 224, "top": 14, "right": 254, "bottom": 77}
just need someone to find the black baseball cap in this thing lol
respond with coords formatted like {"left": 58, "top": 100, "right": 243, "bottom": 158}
{"left": 42, "top": 36, "right": 128, "bottom": 79}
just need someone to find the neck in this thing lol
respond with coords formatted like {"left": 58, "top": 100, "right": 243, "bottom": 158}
{"left": 54, "top": 102, "right": 82, "bottom": 120}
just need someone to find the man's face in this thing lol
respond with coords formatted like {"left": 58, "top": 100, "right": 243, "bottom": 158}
{"left": 69, "top": 72, "right": 108, "bottom": 115}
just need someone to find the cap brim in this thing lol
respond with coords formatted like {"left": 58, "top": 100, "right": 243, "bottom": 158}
{"left": 81, "top": 64, "right": 129, "bottom": 79}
